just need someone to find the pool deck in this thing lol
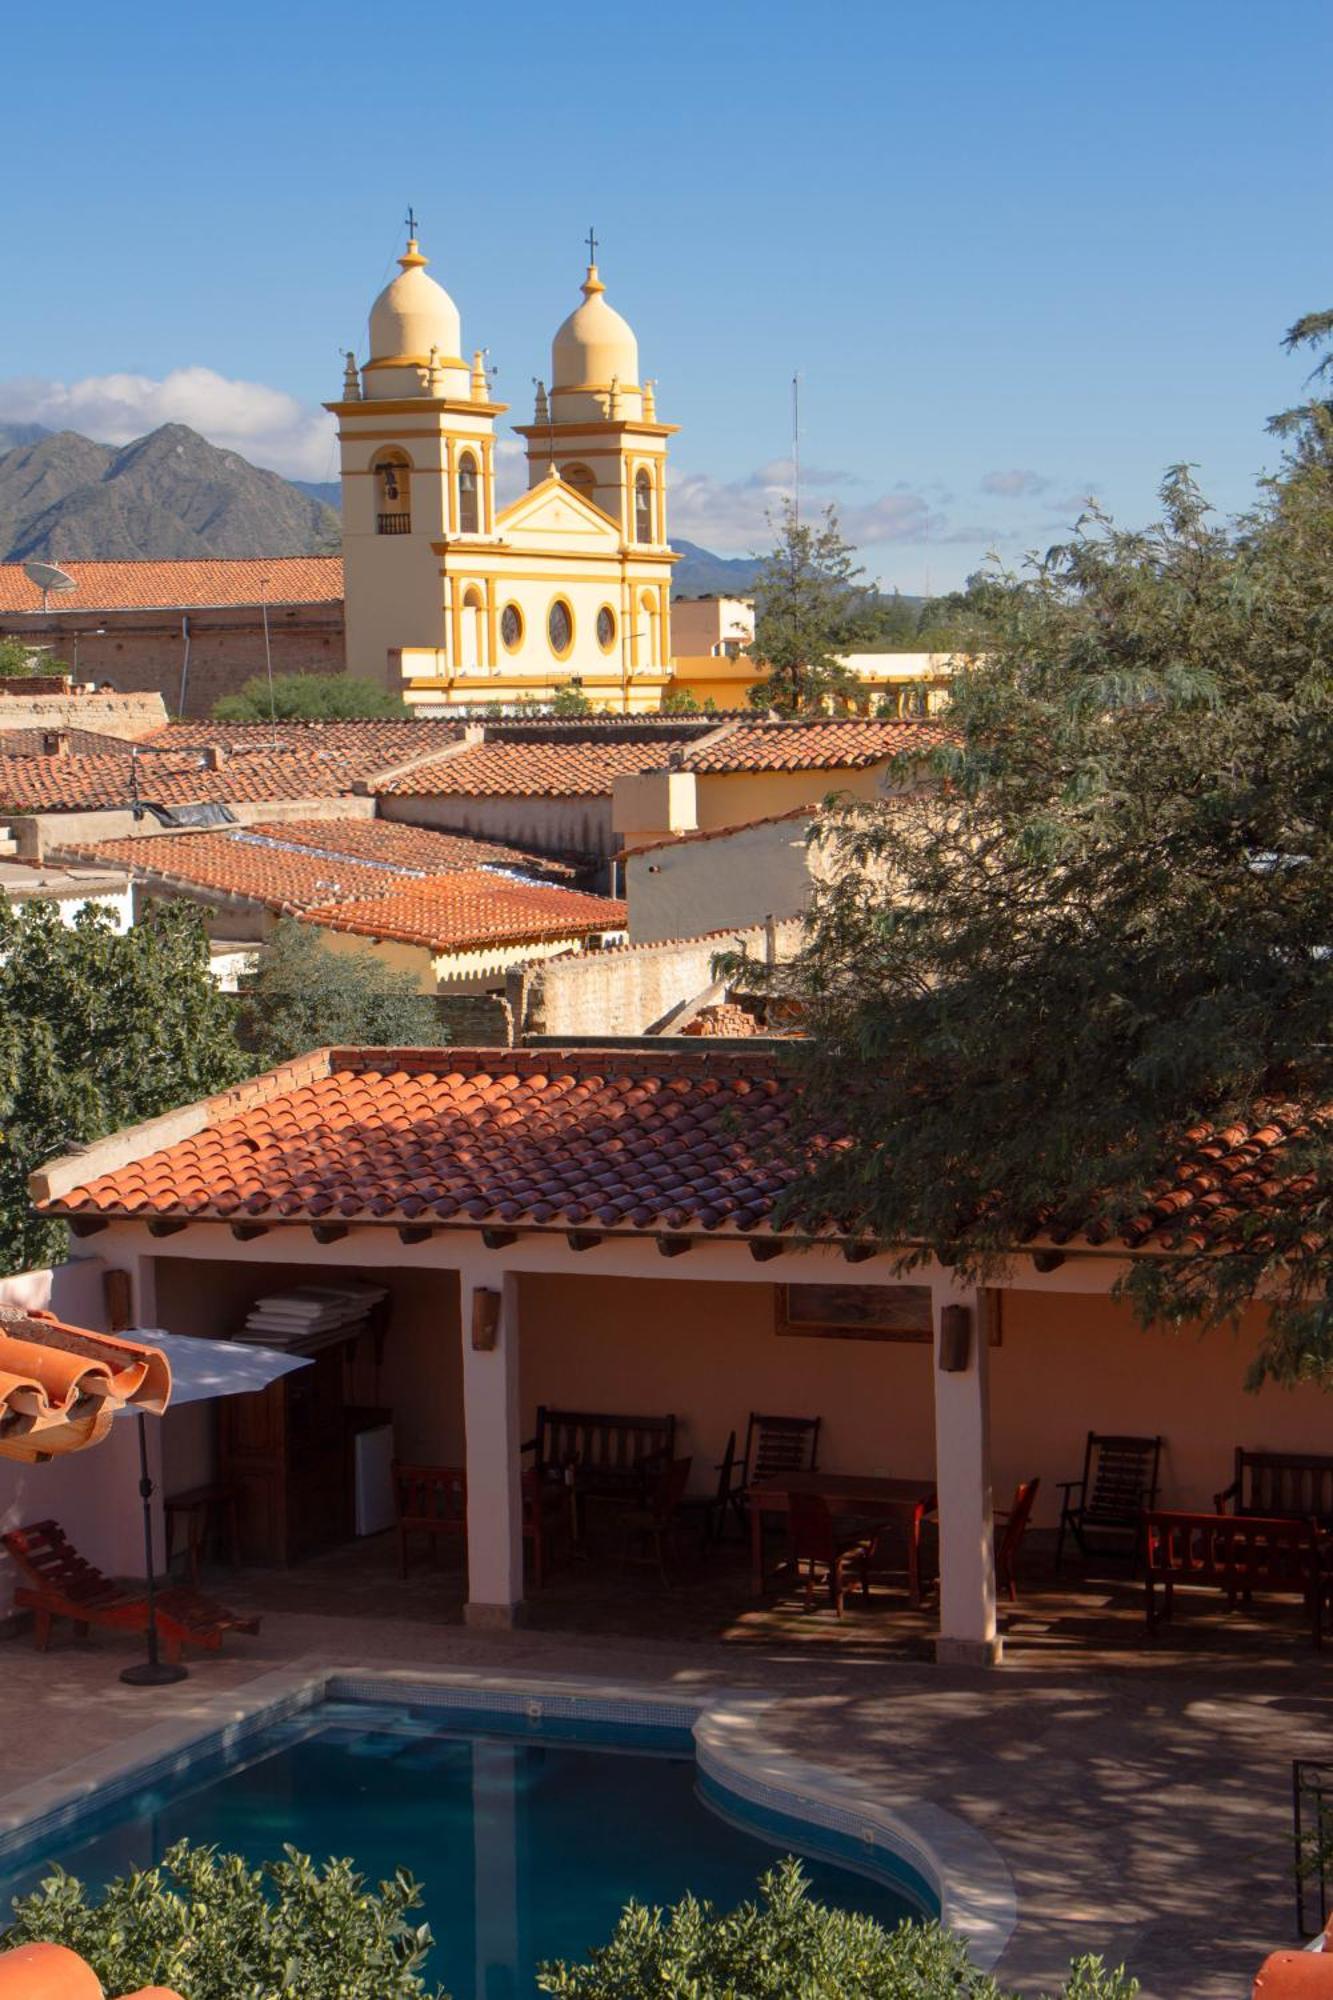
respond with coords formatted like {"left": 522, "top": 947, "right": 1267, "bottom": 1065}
{"left": 0, "top": 1547, "right": 1327, "bottom": 1999}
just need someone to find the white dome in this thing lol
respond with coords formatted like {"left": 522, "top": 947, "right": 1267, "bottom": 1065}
{"left": 551, "top": 265, "right": 639, "bottom": 390}
{"left": 368, "top": 242, "right": 462, "bottom": 365}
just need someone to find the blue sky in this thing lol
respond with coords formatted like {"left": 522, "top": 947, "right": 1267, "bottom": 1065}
{"left": 4, "top": 0, "right": 1329, "bottom": 591}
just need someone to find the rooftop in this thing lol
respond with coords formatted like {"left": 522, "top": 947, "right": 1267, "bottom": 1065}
{"left": 373, "top": 738, "right": 692, "bottom": 800}
{"left": 302, "top": 875, "right": 626, "bottom": 952}
{"left": 56, "top": 819, "right": 576, "bottom": 912}
{"left": 0, "top": 557, "right": 344, "bottom": 614}
{"left": 679, "top": 717, "right": 951, "bottom": 773}
{"left": 0, "top": 738, "right": 427, "bottom": 816}
{"left": 35, "top": 1046, "right": 1318, "bottom": 1251}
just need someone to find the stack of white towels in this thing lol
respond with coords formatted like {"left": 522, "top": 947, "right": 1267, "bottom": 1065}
{"left": 236, "top": 1279, "right": 389, "bottom": 1353}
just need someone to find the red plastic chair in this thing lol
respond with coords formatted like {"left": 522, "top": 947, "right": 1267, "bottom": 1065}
{"left": 995, "top": 1477, "right": 1041, "bottom": 1602}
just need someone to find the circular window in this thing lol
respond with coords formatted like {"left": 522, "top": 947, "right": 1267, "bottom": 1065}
{"left": 500, "top": 603, "right": 523, "bottom": 651}
{"left": 548, "top": 599, "right": 573, "bottom": 657}
{"left": 596, "top": 606, "right": 617, "bottom": 651}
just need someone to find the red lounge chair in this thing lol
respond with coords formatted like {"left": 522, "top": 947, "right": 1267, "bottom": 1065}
{"left": 3, "top": 1520, "right": 259, "bottom": 1664}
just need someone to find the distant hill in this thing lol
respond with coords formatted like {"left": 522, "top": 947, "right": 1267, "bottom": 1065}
{"left": 0, "top": 422, "right": 52, "bottom": 452}
{"left": 291, "top": 478, "right": 342, "bottom": 511}
{"left": 670, "top": 539, "right": 766, "bottom": 598}
{"left": 0, "top": 424, "right": 340, "bottom": 562}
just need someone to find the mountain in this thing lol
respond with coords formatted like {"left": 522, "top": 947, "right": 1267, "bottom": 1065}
{"left": 670, "top": 539, "right": 765, "bottom": 598}
{"left": 0, "top": 424, "right": 340, "bottom": 561}
{"left": 291, "top": 478, "right": 342, "bottom": 511}
{"left": 0, "top": 422, "right": 52, "bottom": 452}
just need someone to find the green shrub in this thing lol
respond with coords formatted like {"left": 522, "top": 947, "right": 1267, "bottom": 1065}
{"left": 3, "top": 1841, "right": 447, "bottom": 2000}
{"left": 538, "top": 1858, "right": 1138, "bottom": 2000}
{"left": 212, "top": 672, "right": 406, "bottom": 720}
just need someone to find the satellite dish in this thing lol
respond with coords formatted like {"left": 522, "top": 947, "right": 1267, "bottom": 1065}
{"left": 23, "top": 561, "right": 77, "bottom": 595}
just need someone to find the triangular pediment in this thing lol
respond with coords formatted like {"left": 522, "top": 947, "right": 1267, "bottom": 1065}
{"left": 494, "top": 473, "right": 622, "bottom": 552}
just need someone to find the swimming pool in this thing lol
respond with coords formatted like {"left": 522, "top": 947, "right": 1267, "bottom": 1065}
{"left": 0, "top": 1695, "right": 933, "bottom": 2000}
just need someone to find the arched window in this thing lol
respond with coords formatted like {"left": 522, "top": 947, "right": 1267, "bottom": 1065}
{"left": 562, "top": 463, "right": 596, "bottom": 506}
{"left": 634, "top": 469, "right": 653, "bottom": 544}
{"left": 373, "top": 450, "right": 411, "bottom": 535}
{"left": 458, "top": 452, "right": 480, "bottom": 534}
{"left": 461, "top": 586, "right": 485, "bottom": 672}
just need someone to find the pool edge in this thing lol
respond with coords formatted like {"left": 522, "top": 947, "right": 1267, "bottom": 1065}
{"left": 0, "top": 1661, "right": 1016, "bottom": 1972}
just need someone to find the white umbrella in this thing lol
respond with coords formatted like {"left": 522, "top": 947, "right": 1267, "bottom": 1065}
{"left": 114, "top": 1329, "right": 313, "bottom": 1688}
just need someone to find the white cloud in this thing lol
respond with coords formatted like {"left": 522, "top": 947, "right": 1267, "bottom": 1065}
{"left": 0, "top": 368, "right": 338, "bottom": 481}
{"left": 980, "top": 468, "right": 1051, "bottom": 498}
{"left": 668, "top": 460, "right": 950, "bottom": 553}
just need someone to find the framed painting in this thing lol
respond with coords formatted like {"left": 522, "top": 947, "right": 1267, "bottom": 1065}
{"left": 773, "top": 1284, "right": 1004, "bottom": 1346}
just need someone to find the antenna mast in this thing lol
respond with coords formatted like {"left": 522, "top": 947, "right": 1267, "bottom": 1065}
{"left": 792, "top": 371, "right": 801, "bottom": 526}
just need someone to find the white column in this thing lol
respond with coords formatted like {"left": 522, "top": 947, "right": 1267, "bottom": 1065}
{"left": 930, "top": 1275, "right": 1001, "bottom": 1666}
{"left": 460, "top": 1267, "right": 524, "bottom": 1628}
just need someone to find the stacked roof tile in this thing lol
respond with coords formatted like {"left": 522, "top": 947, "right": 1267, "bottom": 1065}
{"left": 0, "top": 557, "right": 343, "bottom": 613}
{"left": 244, "top": 817, "right": 576, "bottom": 879}
{"left": 304, "top": 874, "right": 625, "bottom": 951}
{"left": 34, "top": 1050, "right": 1331, "bottom": 1253}
{"left": 143, "top": 718, "right": 463, "bottom": 759}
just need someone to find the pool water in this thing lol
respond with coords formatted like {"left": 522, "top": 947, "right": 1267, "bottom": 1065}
{"left": 0, "top": 1702, "right": 927, "bottom": 1999}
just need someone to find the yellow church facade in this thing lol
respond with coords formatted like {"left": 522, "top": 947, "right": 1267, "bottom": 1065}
{"left": 327, "top": 236, "right": 679, "bottom": 713}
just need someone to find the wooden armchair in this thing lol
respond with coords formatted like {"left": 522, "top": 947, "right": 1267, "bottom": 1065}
{"left": 393, "top": 1462, "right": 570, "bottom": 1589}
{"left": 1215, "top": 1449, "right": 1333, "bottom": 1530}
{"left": 995, "top": 1477, "right": 1041, "bottom": 1602}
{"left": 712, "top": 1412, "right": 822, "bottom": 1537}
{"left": 620, "top": 1457, "right": 694, "bottom": 1586}
{"left": 787, "top": 1491, "right": 873, "bottom": 1617}
{"left": 1056, "top": 1432, "right": 1162, "bottom": 1570}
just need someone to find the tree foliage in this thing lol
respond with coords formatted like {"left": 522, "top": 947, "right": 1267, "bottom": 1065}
{"left": 753, "top": 319, "right": 1333, "bottom": 1386}
{"left": 539, "top": 1857, "right": 1136, "bottom": 2000}
{"left": 235, "top": 919, "right": 441, "bottom": 1067}
{"left": 750, "top": 502, "right": 876, "bottom": 714}
{"left": 0, "top": 900, "right": 248, "bottom": 1274}
{"left": 0, "top": 637, "right": 62, "bottom": 678}
{"left": 213, "top": 673, "right": 407, "bottom": 722}
{"left": 551, "top": 682, "right": 593, "bottom": 717}
{"left": 3, "top": 1841, "right": 447, "bottom": 2000}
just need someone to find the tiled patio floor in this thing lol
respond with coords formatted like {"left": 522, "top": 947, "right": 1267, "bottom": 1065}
{"left": 0, "top": 1529, "right": 1328, "bottom": 1999}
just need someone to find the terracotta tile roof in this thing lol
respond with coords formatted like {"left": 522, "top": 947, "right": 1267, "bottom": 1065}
{"left": 373, "top": 739, "right": 685, "bottom": 799}
{"left": 35, "top": 1055, "right": 1333, "bottom": 1253}
{"left": 0, "top": 557, "right": 343, "bottom": 614}
{"left": 246, "top": 818, "right": 576, "bottom": 881}
{"left": 59, "top": 821, "right": 579, "bottom": 912}
{"left": 680, "top": 718, "right": 950, "bottom": 773}
{"left": 38, "top": 1048, "right": 801, "bottom": 1234}
{"left": 627, "top": 804, "right": 815, "bottom": 858}
{"left": 304, "top": 874, "right": 626, "bottom": 951}
{"left": 0, "top": 1308, "right": 168, "bottom": 1461}
{"left": 0, "top": 741, "right": 409, "bottom": 815}
{"left": 58, "top": 830, "right": 424, "bottom": 914}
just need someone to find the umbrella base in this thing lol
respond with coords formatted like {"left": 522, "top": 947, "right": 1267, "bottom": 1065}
{"left": 120, "top": 1659, "right": 189, "bottom": 1686}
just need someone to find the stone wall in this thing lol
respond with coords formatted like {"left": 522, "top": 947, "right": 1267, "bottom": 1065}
{"left": 436, "top": 990, "right": 513, "bottom": 1046}
{"left": 507, "top": 919, "right": 802, "bottom": 1040}
{"left": 0, "top": 688, "right": 168, "bottom": 739}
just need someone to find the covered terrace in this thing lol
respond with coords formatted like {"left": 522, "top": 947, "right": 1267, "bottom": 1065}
{"left": 28, "top": 1046, "right": 1333, "bottom": 1668}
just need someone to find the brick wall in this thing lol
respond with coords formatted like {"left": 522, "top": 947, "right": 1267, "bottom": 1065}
{"left": 435, "top": 990, "right": 513, "bottom": 1046}
{"left": 0, "top": 603, "right": 346, "bottom": 718}
{"left": 507, "top": 919, "right": 802, "bottom": 1039}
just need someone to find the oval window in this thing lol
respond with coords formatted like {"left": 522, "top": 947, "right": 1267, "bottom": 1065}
{"left": 596, "top": 606, "right": 616, "bottom": 650}
{"left": 501, "top": 603, "right": 523, "bottom": 651}
{"left": 548, "top": 600, "right": 573, "bottom": 655}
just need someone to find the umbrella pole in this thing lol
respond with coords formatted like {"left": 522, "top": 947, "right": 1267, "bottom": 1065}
{"left": 120, "top": 1409, "right": 188, "bottom": 1687}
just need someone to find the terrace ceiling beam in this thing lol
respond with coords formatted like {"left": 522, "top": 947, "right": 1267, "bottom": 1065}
{"left": 1031, "top": 1250, "right": 1066, "bottom": 1273}
{"left": 482, "top": 1228, "right": 519, "bottom": 1250}
{"left": 841, "top": 1241, "right": 877, "bottom": 1263}
{"left": 230, "top": 1222, "right": 269, "bottom": 1242}
{"left": 311, "top": 1222, "right": 349, "bottom": 1244}
{"left": 567, "top": 1230, "right": 603, "bottom": 1252}
{"left": 68, "top": 1216, "right": 109, "bottom": 1238}
{"left": 398, "top": 1224, "right": 434, "bottom": 1244}
{"left": 748, "top": 1238, "right": 786, "bottom": 1262}
{"left": 146, "top": 1217, "right": 187, "bottom": 1238}
{"left": 656, "top": 1234, "right": 692, "bottom": 1258}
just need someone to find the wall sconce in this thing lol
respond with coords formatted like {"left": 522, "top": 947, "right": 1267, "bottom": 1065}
{"left": 937, "top": 1304, "right": 972, "bottom": 1373}
{"left": 471, "top": 1288, "right": 501, "bottom": 1351}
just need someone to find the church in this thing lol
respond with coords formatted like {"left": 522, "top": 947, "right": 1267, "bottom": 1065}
{"left": 328, "top": 228, "right": 680, "bottom": 712}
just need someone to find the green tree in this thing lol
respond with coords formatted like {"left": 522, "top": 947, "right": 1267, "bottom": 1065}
{"left": 749, "top": 501, "right": 876, "bottom": 714}
{"left": 236, "top": 919, "right": 441, "bottom": 1066}
{"left": 213, "top": 673, "right": 407, "bottom": 722}
{"left": 0, "top": 900, "right": 248, "bottom": 1274}
{"left": 0, "top": 637, "right": 66, "bottom": 677}
{"left": 539, "top": 1857, "right": 1136, "bottom": 2000}
{"left": 754, "top": 319, "right": 1333, "bottom": 1386}
{"left": 3, "top": 1841, "right": 447, "bottom": 2000}
{"left": 551, "top": 682, "right": 593, "bottom": 716}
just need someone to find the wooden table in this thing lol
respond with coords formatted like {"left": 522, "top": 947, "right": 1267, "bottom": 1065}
{"left": 749, "top": 1473, "right": 938, "bottom": 1606}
